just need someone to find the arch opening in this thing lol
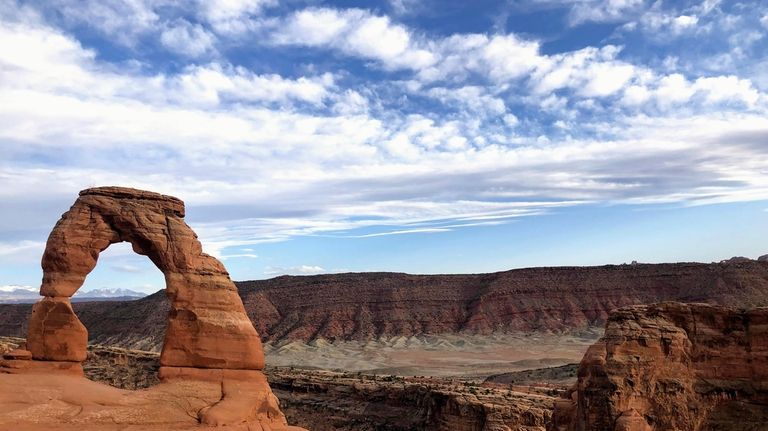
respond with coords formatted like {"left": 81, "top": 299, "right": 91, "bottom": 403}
{"left": 77, "top": 242, "right": 168, "bottom": 389}
{"left": 79, "top": 242, "right": 164, "bottom": 301}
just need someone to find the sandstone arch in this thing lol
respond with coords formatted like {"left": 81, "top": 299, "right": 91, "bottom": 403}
{"left": 11, "top": 186, "right": 300, "bottom": 429}
{"left": 28, "top": 186, "right": 263, "bottom": 370}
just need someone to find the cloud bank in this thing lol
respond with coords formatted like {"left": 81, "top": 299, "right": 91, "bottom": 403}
{"left": 1, "top": 0, "right": 767, "bottom": 271}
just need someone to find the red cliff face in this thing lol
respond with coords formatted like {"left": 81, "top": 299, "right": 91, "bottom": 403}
{"left": 2, "top": 261, "right": 768, "bottom": 347}
{"left": 241, "top": 263, "right": 768, "bottom": 343}
{"left": 550, "top": 302, "right": 768, "bottom": 431}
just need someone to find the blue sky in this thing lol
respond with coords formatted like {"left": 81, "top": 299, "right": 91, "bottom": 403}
{"left": 1, "top": 0, "right": 767, "bottom": 294}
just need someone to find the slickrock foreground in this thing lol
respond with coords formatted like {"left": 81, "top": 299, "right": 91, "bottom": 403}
{"left": 550, "top": 302, "right": 768, "bottom": 431}
{"left": 1, "top": 337, "right": 559, "bottom": 431}
{"left": 0, "top": 187, "right": 303, "bottom": 430}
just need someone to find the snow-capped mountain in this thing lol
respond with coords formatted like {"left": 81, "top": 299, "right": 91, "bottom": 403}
{"left": 74, "top": 288, "right": 146, "bottom": 299}
{"left": 0, "top": 285, "right": 146, "bottom": 303}
{"left": 0, "top": 285, "right": 39, "bottom": 303}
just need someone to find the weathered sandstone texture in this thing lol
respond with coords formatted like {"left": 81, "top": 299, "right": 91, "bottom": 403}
{"left": 0, "top": 186, "right": 302, "bottom": 430}
{"left": 550, "top": 302, "right": 768, "bottom": 431}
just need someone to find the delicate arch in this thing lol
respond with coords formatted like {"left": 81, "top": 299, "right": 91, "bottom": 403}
{"left": 27, "top": 186, "right": 264, "bottom": 370}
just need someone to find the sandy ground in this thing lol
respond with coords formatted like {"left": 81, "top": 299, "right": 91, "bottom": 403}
{"left": 263, "top": 329, "right": 602, "bottom": 378}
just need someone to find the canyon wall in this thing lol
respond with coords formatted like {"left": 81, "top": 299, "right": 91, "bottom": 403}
{"left": 269, "top": 368, "right": 552, "bottom": 431}
{"left": 2, "top": 261, "right": 768, "bottom": 348}
{"left": 550, "top": 302, "right": 768, "bottom": 431}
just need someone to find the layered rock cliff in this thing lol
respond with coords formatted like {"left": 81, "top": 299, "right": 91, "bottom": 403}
{"left": 2, "top": 261, "right": 768, "bottom": 348}
{"left": 550, "top": 302, "right": 768, "bottom": 431}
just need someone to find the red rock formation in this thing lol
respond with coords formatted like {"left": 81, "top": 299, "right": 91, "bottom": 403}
{"left": 0, "top": 186, "right": 302, "bottom": 430}
{"left": 550, "top": 302, "right": 768, "bottom": 431}
{"left": 241, "top": 263, "right": 768, "bottom": 342}
{"left": 33, "top": 186, "right": 263, "bottom": 370}
{"left": 27, "top": 296, "right": 88, "bottom": 362}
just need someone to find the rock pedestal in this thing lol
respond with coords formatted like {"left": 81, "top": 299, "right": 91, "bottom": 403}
{"left": 550, "top": 302, "right": 768, "bottom": 431}
{"left": 4, "top": 186, "right": 300, "bottom": 429}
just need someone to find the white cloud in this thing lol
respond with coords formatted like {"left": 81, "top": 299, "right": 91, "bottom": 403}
{"left": 351, "top": 227, "right": 452, "bottom": 237}
{"left": 199, "top": 0, "right": 276, "bottom": 34}
{"left": 671, "top": 15, "right": 698, "bottom": 31}
{"left": 0, "top": 20, "right": 340, "bottom": 111}
{"left": 629, "top": 11, "right": 701, "bottom": 38}
{"left": 269, "top": 7, "right": 639, "bottom": 99}
{"left": 160, "top": 19, "right": 216, "bottom": 57}
{"left": 569, "top": 0, "right": 645, "bottom": 25}
{"left": 693, "top": 75, "right": 760, "bottom": 106}
{"left": 503, "top": 113, "right": 519, "bottom": 127}
{"left": 331, "top": 89, "right": 369, "bottom": 115}
{"left": 655, "top": 73, "right": 697, "bottom": 105}
{"left": 578, "top": 61, "right": 636, "bottom": 97}
{"left": 388, "top": 0, "right": 424, "bottom": 16}
{"left": 45, "top": 0, "right": 161, "bottom": 46}
{"left": 220, "top": 253, "right": 259, "bottom": 260}
{"left": 416, "top": 33, "right": 543, "bottom": 83}
{"left": 0, "top": 240, "right": 45, "bottom": 257}
{"left": 621, "top": 84, "right": 651, "bottom": 106}
{"left": 425, "top": 86, "right": 506, "bottom": 117}
{"left": 620, "top": 73, "right": 760, "bottom": 109}
{"left": 169, "top": 65, "right": 335, "bottom": 106}
{"left": 531, "top": 45, "right": 638, "bottom": 98}
{"left": 273, "top": 8, "right": 436, "bottom": 71}
{"left": 469, "top": 34, "right": 543, "bottom": 82}
{"left": 264, "top": 265, "right": 326, "bottom": 276}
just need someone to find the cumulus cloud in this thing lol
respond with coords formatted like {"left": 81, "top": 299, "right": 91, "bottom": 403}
{"left": 620, "top": 73, "right": 760, "bottom": 109}
{"left": 40, "top": 0, "right": 161, "bottom": 46}
{"left": 426, "top": 86, "right": 506, "bottom": 117}
{"left": 198, "top": 0, "right": 276, "bottom": 34}
{"left": 265, "top": 5, "right": 757, "bottom": 113}
{"left": 160, "top": 19, "right": 216, "bottom": 57}
{"left": 420, "top": 33, "right": 543, "bottom": 83}
{"left": 530, "top": 45, "right": 637, "bottom": 97}
{"left": 626, "top": 11, "right": 701, "bottom": 38}
{"left": 272, "top": 8, "right": 436, "bottom": 71}
{"left": 168, "top": 65, "right": 335, "bottom": 106}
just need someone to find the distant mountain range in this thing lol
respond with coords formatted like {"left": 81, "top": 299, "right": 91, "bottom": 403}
{"left": 0, "top": 286, "right": 146, "bottom": 304}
